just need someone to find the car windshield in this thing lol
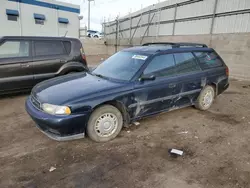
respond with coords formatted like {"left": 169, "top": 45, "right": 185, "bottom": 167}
{"left": 92, "top": 51, "right": 148, "bottom": 81}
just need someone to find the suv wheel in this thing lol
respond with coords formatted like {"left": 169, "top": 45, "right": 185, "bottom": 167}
{"left": 87, "top": 105, "right": 123, "bottom": 142}
{"left": 195, "top": 85, "right": 215, "bottom": 111}
{"left": 94, "top": 35, "right": 99, "bottom": 38}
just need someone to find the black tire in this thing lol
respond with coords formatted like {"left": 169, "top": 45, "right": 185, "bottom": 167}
{"left": 195, "top": 85, "right": 215, "bottom": 111}
{"left": 94, "top": 35, "right": 99, "bottom": 38}
{"left": 87, "top": 105, "right": 123, "bottom": 142}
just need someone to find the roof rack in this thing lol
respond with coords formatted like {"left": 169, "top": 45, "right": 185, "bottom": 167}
{"left": 142, "top": 42, "right": 208, "bottom": 48}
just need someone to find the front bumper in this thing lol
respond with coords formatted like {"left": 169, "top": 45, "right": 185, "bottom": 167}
{"left": 25, "top": 97, "right": 90, "bottom": 141}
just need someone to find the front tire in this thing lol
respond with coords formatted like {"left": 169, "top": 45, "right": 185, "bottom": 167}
{"left": 195, "top": 85, "right": 215, "bottom": 111}
{"left": 87, "top": 105, "right": 123, "bottom": 142}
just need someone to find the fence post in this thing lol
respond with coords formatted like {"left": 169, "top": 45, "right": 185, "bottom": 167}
{"left": 140, "top": 12, "right": 156, "bottom": 44}
{"left": 118, "top": 17, "right": 120, "bottom": 46}
{"left": 130, "top": 15, "right": 142, "bottom": 44}
{"left": 147, "top": 6, "right": 152, "bottom": 36}
{"left": 140, "top": 5, "right": 143, "bottom": 38}
{"left": 209, "top": 0, "right": 218, "bottom": 47}
{"left": 210, "top": 0, "right": 218, "bottom": 34}
{"left": 156, "top": 8, "right": 161, "bottom": 40}
{"left": 129, "top": 13, "right": 132, "bottom": 44}
{"left": 172, "top": 3, "right": 177, "bottom": 36}
{"left": 115, "top": 18, "right": 118, "bottom": 53}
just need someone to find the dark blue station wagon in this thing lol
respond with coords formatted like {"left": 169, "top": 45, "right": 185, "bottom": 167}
{"left": 26, "top": 43, "right": 229, "bottom": 142}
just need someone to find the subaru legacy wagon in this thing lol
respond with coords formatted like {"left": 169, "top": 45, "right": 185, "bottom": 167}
{"left": 26, "top": 42, "right": 229, "bottom": 142}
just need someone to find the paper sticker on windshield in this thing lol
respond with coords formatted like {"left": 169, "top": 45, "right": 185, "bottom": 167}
{"left": 132, "top": 55, "right": 148, "bottom": 60}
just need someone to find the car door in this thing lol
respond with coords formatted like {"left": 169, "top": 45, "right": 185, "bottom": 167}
{"left": 171, "top": 52, "right": 204, "bottom": 107}
{"left": 31, "top": 40, "right": 69, "bottom": 84}
{"left": 0, "top": 39, "right": 33, "bottom": 92}
{"left": 131, "top": 53, "right": 178, "bottom": 119}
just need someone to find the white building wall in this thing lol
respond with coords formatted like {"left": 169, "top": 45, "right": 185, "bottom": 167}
{"left": 58, "top": 10, "right": 80, "bottom": 37}
{"left": 0, "top": 1, "right": 21, "bottom": 36}
{"left": 20, "top": 3, "right": 58, "bottom": 36}
{"left": 0, "top": 0, "right": 80, "bottom": 38}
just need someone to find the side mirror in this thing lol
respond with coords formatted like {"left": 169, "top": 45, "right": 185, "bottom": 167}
{"left": 139, "top": 75, "right": 155, "bottom": 81}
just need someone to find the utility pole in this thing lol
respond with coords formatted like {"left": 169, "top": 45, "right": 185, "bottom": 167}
{"left": 88, "top": 0, "right": 94, "bottom": 30}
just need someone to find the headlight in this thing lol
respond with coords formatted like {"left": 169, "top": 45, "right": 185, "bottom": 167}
{"left": 42, "top": 103, "right": 71, "bottom": 115}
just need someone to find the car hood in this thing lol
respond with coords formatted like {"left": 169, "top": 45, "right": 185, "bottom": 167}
{"left": 32, "top": 72, "right": 130, "bottom": 105}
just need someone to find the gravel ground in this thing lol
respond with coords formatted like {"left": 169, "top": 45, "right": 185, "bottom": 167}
{"left": 0, "top": 59, "right": 250, "bottom": 188}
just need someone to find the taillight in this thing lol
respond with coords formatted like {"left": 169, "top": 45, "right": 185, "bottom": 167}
{"left": 80, "top": 47, "right": 87, "bottom": 62}
{"left": 226, "top": 66, "right": 229, "bottom": 76}
{"left": 81, "top": 53, "right": 86, "bottom": 61}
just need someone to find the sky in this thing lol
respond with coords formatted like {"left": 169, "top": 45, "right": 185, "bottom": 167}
{"left": 59, "top": 0, "right": 162, "bottom": 31}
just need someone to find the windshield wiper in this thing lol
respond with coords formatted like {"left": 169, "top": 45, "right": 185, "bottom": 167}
{"left": 93, "top": 73, "right": 109, "bottom": 80}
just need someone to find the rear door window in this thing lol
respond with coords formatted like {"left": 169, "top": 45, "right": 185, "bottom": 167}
{"left": 144, "top": 54, "right": 176, "bottom": 77}
{"left": 0, "top": 40, "right": 30, "bottom": 59}
{"left": 174, "top": 52, "right": 200, "bottom": 74}
{"left": 63, "top": 41, "right": 71, "bottom": 54}
{"left": 34, "top": 40, "right": 65, "bottom": 56}
{"left": 194, "top": 51, "right": 223, "bottom": 69}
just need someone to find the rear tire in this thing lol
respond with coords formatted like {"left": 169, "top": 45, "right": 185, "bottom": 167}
{"left": 87, "top": 105, "right": 123, "bottom": 142}
{"left": 195, "top": 86, "right": 215, "bottom": 111}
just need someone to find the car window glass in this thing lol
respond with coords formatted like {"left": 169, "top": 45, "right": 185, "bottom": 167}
{"left": 0, "top": 41, "right": 29, "bottom": 58}
{"left": 34, "top": 41, "right": 65, "bottom": 56}
{"left": 93, "top": 52, "right": 146, "bottom": 81}
{"left": 174, "top": 52, "right": 200, "bottom": 74}
{"left": 144, "top": 54, "right": 175, "bottom": 77}
{"left": 63, "top": 41, "right": 71, "bottom": 54}
{"left": 194, "top": 51, "right": 223, "bottom": 69}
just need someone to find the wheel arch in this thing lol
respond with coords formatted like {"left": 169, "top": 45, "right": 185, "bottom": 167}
{"left": 56, "top": 62, "right": 88, "bottom": 75}
{"left": 92, "top": 100, "right": 130, "bottom": 126}
{"left": 207, "top": 82, "right": 217, "bottom": 96}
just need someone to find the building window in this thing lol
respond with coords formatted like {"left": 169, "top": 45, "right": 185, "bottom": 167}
{"left": 8, "top": 15, "right": 18, "bottom": 21}
{"left": 35, "top": 19, "right": 44, "bottom": 25}
{"left": 6, "top": 9, "right": 19, "bottom": 22}
{"left": 58, "top": 17, "right": 69, "bottom": 24}
{"left": 33, "top": 13, "right": 46, "bottom": 25}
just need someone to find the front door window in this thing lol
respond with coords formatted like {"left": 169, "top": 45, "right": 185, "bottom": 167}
{"left": 0, "top": 41, "right": 29, "bottom": 59}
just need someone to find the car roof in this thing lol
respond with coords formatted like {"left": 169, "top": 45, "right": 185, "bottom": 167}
{"left": 122, "top": 43, "right": 213, "bottom": 55}
{"left": 0, "top": 36, "right": 79, "bottom": 41}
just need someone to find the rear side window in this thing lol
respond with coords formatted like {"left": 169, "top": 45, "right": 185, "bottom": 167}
{"left": 34, "top": 40, "right": 65, "bottom": 56}
{"left": 63, "top": 41, "right": 71, "bottom": 54}
{"left": 194, "top": 51, "right": 223, "bottom": 69}
{"left": 174, "top": 52, "right": 200, "bottom": 74}
{"left": 0, "top": 40, "right": 29, "bottom": 58}
{"left": 144, "top": 54, "right": 175, "bottom": 77}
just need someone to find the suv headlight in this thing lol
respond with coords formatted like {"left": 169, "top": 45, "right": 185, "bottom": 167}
{"left": 42, "top": 103, "right": 71, "bottom": 115}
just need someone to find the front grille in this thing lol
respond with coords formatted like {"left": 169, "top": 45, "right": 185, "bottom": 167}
{"left": 31, "top": 95, "right": 41, "bottom": 110}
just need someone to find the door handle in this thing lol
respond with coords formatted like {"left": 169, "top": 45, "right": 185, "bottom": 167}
{"left": 60, "top": 59, "right": 67, "bottom": 63}
{"left": 169, "top": 83, "right": 176, "bottom": 88}
{"left": 21, "top": 64, "right": 30, "bottom": 68}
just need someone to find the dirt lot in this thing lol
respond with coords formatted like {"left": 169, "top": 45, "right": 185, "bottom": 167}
{"left": 1, "top": 68, "right": 250, "bottom": 187}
